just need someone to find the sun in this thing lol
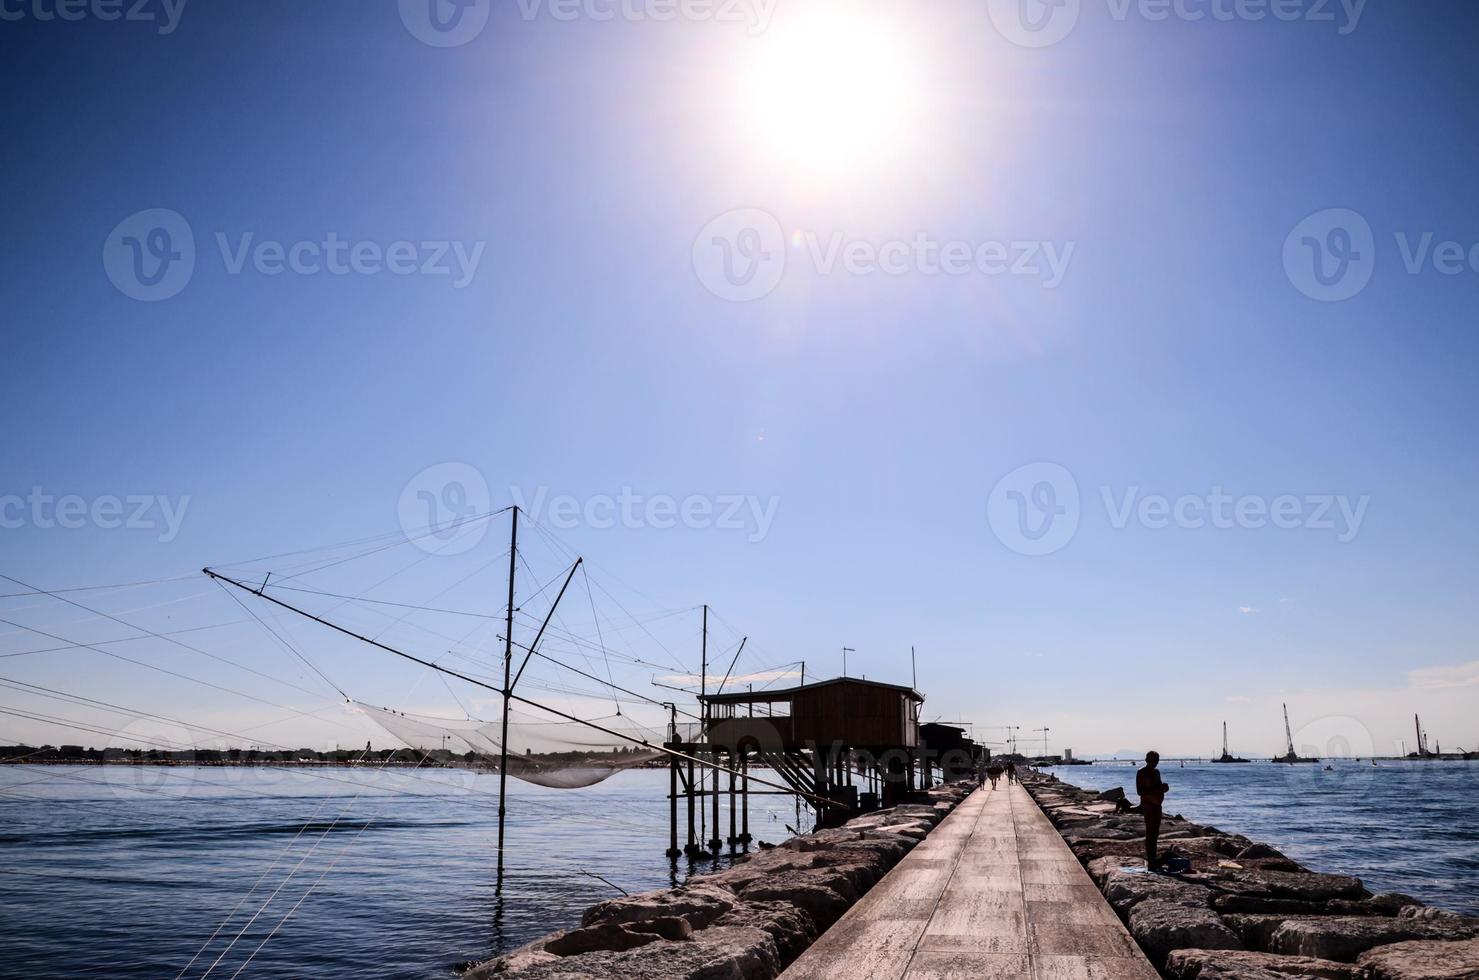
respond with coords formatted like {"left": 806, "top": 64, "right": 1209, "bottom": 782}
{"left": 730, "top": 5, "right": 926, "bottom": 182}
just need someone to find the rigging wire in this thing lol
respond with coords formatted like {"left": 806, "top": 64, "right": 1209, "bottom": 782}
{"left": 0, "top": 616, "right": 264, "bottom": 660}
{"left": 0, "top": 573, "right": 343, "bottom": 705}
{"left": 212, "top": 580, "right": 349, "bottom": 701}
{"left": 0, "top": 616, "right": 346, "bottom": 726}
{"left": 204, "top": 569, "right": 835, "bottom": 806}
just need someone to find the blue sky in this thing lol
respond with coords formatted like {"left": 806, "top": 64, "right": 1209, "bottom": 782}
{"left": 2, "top": 0, "right": 1478, "bottom": 758}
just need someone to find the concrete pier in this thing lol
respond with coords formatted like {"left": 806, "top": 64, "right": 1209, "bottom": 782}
{"left": 780, "top": 782, "right": 1158, "bottom": 980}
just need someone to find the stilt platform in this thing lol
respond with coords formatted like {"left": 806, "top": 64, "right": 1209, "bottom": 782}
{"left": 780, "top": 781, "right": 1157, "bottom": 980}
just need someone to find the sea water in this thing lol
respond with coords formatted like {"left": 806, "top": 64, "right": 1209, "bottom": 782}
{"left": 1, "top": 761, "right": 1475, "bottom": 979}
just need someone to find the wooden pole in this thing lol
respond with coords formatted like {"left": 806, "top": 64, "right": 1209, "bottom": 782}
{"left": 727, "top": 750, "right": 737, "bottom": 847}
{"left": 685, "top": 754, "right": 697, "bottom": 855}
{"left": 667, "top": 703, "right": 680, "bottom": 859}
{"left": 497, "top": 507, "right": 518, "bottom": 889}
{"left": 510, "top": 557, "right": 582, "bottom": 690}
{"left": 703, "top": 606, "right": 720, "bottom": 851}
{"left": 740, "top": 749, "right": 750, "bottom": 844}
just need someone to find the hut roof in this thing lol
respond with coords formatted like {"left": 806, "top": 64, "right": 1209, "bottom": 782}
{"left": 702, "top": 676, "right": 924, "bottom": 704}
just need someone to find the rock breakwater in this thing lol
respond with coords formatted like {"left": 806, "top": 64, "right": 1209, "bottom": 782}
{"left": 1023, "top": 772, "right": 1479, "bottom": 980}
{"left": 464, "top": 780, "right": 974, "bottom": 980}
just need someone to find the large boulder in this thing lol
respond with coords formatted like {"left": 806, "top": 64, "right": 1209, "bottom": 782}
{"left": 1104, "top": 869, "right": 1215, "bottom": 914}
{"left": 713, "top": 899, "right": 815, "bottom": 964}
{"left": 543, "top": 923, "right": 661, "bottom": 956}
{"left": 583, "top": 883, "right": 736, "bottom": 931}
{"left": 1357, "top": 937, "right": 1479, "bottom": 980}
{"left": 1217, "top": 870, "right": 1367, "bottom": 903}
{"left": 1217, "top": 894, "right": 1413, "bottom": 918}
{"left": 1269, "top": 915, "right": 1479, "bottom": 962}
{"left": 1163, "top": 822, "right": 1223, "bottom": 840}
{"left": 1223, "top": 914, "right": 1307, "bottom": 952}
{"left": 1072, "top": 838, "right": 1152, "bottom": 863}
{"left": 1368, "top": 895, "right": 1425, "bottom": 916}
{"left": 469, "top": 923, "right": 783, "bottom": 980}
{"left": 1195, "top": 965, "right": 1302, "bottom": 980}
{"left": 736, "top": 870, "right": 852, "bottom": 932}
{"left": 1399, "top": 905, "right": 1477, "bottom": 925}
{"left": 1206, "top": 870, "right": 1369, "bottom": 914}
{"left": 1165, "top": 949, "right": 1360, "bottom": 980}
{"left": 1129, "top": 899, "right": 1243, "bottom": 965}
{"left": 864, "top": 821, "right": 930, "bottom": 842}
{"left": 1086, "top": 855, "right": 1147, "bottom": 887}
{"left": 1064, "top": 825, "right": 1142, "bottom": 842}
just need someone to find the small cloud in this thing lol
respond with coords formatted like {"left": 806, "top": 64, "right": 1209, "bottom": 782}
{"left": 1238, "top": 606, "right": 1259, "bottom": 615}
{"left": 1278, "top": 597, "right": 1295, "bottom": 604}
{"left": 1407, "top": 660, "right": 1479, "bottom": 692}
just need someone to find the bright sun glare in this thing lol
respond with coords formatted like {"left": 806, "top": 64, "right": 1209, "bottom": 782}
{"left": 734, "top": 7, "right": 925, "bottom": 181}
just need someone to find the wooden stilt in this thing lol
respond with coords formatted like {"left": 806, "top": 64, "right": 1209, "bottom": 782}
{"left": 727, "top": 751, "right": 737, "bottom": 847}
{"left": 666, "top": 704, "right": 680, "bottom": 859}
{"left": 739, "top": 749, "right": 751, "bottom": 844}
{"left": 684, "top": 753, "right": 699, "bottom": 857}
{"left": 709, "top": 746, "right": 722, "bottom": 852}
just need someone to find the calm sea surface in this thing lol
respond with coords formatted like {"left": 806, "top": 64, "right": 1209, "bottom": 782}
{"left": 2, "top": 761, "right": 1476, "bottom": 979}
{"left": 0, "top": 765, "right": 800, "bottom": 980}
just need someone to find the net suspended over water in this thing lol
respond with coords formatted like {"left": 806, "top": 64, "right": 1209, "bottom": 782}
{"left": 356, "top": 701, "right": 703, "bottom": 789}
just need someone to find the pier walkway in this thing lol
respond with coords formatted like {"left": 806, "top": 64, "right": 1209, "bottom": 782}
{"left": 780, "top": 781, "right": 1157, "bottom": 980}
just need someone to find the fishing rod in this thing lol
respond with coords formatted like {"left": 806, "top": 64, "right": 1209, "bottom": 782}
{"left": 203, "top": 568, "right": 843, "bottom": 809}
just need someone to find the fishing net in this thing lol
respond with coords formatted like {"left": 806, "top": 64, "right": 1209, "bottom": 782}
{"left": 355, "top": 701, "right": 700, "bottom": 789}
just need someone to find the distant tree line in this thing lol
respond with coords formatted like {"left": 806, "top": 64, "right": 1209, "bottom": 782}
{"left": 0, "top": 744, "right": 440, "bottom": 765}
{"left": 2, "top": 743, "right": 660, "bottom": 766}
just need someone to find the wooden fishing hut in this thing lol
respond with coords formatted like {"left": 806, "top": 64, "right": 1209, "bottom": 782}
{"left": 666, "top": 677, "right": 924, "bottom": 859}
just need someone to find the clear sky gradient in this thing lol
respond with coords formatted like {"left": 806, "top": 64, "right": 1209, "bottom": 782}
{"left": 3, "top": 0, "right": 1478, "bottom": 759}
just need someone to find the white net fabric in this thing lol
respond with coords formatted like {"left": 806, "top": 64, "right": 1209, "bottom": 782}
{"left": 355, "top": 701, "right": 686, "bottom": 788}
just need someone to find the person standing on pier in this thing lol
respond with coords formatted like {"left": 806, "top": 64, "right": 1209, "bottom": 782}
{"left": 1135, "top": 751, "right": 1169, "bottom": 870}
